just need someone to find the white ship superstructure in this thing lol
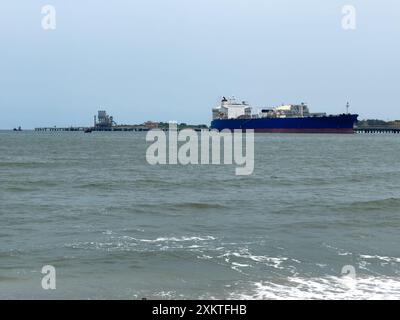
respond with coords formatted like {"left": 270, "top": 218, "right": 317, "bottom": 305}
{"left": 212, "top": 97, "right": 252, "bottom": 120}
{"left": 212, "top": 97, "right": 327, "bottom": 120}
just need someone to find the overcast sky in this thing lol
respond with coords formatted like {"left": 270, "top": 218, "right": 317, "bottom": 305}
{"left": 0, "top": 0, "right": 399, "bottom": 128}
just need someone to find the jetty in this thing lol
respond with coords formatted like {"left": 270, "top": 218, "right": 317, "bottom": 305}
{"left": 355, "top": 127, "right": 400, "bottom": 134}
{"left": 35, "top": 126, "right": 87, "bottom": 132}
{"left": 355, "top": 119, "right": 400, "bottom": 134}
{"left": 34, "top": 126, "right": 151, "bottom": 132}
{"left": 34, "top": 110, "right": 208, "bottom": 132}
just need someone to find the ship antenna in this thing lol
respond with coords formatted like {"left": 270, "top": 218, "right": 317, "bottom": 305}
{"left": 346, "top": 102, "right": 350, "bottom": 114}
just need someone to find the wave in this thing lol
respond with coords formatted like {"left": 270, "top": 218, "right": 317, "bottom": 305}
{"left": 77, "top": 182, "right": 115, "bottom": 190}
{"left": 129, "top": 235, "right": 216, "bottom": 243}
{"left": 219, "top": 249, "right": 288, "bottom": 270}
{"left": 0, "top": 161, "right": 55, "bottom": 168}
{"left": 345, "top": 197, "right": 400, "bottom": 211}
{"left": 360, "top": 255, "right": 400, "bottom": 263}
{"left": 169, "top": 202, "right": 227, "bottom": 210}
{"left": 4, "top": 186, "right": 36, "bottom": 192}
{"left": 231, "top": 276, "right": 400, "bottom": 300}
{"left": 65, "top": 235, "right": 216, "bottom": 252}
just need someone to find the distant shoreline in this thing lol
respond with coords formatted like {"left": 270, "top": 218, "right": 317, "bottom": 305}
{"left": 2, "top": 118, "right": 400, "bottom": 132}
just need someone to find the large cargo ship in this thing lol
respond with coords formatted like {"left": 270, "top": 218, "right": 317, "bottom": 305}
{"left": 211, "top": 97, "right": 358, "bottom": 133}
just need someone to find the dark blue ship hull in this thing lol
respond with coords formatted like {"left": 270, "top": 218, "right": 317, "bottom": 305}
{"left": 211, "top": 114, "right": 358, "bottom": 133}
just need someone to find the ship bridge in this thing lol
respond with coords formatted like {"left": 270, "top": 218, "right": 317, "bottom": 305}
{"left": 212, "top": 97, "right": 252, "bottom": 120}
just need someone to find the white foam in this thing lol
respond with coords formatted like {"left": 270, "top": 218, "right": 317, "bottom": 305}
{"left": 197, "top": 255, "right": 213, "bottom": 260}
{"left": 137, "top": 236, "right": 216, "bottom": 243}
{"left": 232, "top": 262, "right": 251, "bottom": 267}
{"left": 219, "top": 248, "right": 288, "bottom": 270}
{"left": 232, "top": 276, "right": 400, "bottom": 300}
{"left": 360, "top": 255, "right": 400, "bottom": 263}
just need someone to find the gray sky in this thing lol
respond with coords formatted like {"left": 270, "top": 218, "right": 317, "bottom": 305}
{"left": 0, "top": 0, "right": 399, "bottom": 128}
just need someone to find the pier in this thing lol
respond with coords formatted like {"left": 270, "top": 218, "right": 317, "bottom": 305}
{"left": 34, "top": 110, "right": 208, "bottom": 133}
{"left": 34, "top": 126, "right": 150, "bottom": 132}
{"left": 355, "top": 127, "right": 400, "bottom": 134}
{"left": 35, "top": 127, "right": 87, "bottom": 132}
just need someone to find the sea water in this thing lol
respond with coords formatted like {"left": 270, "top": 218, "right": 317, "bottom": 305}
{"left": 1, "top": 131, "right": 399, "bottom": 299}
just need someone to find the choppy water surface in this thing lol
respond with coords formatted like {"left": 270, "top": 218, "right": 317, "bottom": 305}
{"left": 1, "top": 131, "right": 400, "bottom": 299}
